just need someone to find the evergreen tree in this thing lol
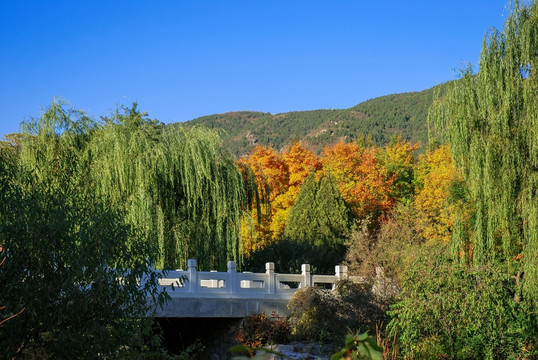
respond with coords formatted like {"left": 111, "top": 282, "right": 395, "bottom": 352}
{"left": 284, "top": 171, "right": 353, "bottom": 272}
{"left": 315, "top": 171, "right": 354, "bottom": 248}
{"left": 284, "top": 172, "right": 319, "bottom": 243}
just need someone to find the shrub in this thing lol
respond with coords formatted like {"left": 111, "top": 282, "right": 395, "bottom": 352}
{"left": 345, "top": 203, "right": 439, "bottom": 289}
{"left": 235, "top": 312, "right": 290, "bottom": 348}
{"left": 331, "top": 332, "right": 383, "bottom": 360}
{"left": 388, "top": 259, "right": 538, "bottom": 359}
{"left": 288, "top": 281, "right": 386, "bottom": 345}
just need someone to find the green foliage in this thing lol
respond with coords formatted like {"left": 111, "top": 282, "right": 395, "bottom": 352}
{"left": 0, "top": 132, "right": 163, "bottom": 358}
{"left": 18, "top": 100, "right": 246, "bottom": 271}
{"left": 378, "top": 135, "right": 420, "bottom": 203}
{"left": 331, "top": 332, "right": 383, "bottom": 360}
{"left": 288, "top": 281, "right": 386, "bottom": 345}
{"left": 0, "top": 133, "right": 22, "bottom": 158}
{"left": 316, "top": 172, "right": 355, "bottom": 247}
{"left": 282, "top": 172, "right": 353, "bottom": 273}
{"left": 184, "top": 84, "right": 452, "bottom": 156}
{"left": 0, "top": 98, "right": 250, "bottom": 357}
{"left": 429, "top": 1, "right": 538, "bottom": 303}
{"left": 388, "top": 259, "right": 538, "bottom": 359}
{"left": 283, "top": 172, "right": 319, "bottom": 239}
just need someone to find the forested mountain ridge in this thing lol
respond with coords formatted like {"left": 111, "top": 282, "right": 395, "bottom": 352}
{"left": 180, "top": 82, "right": 451, "bottom": 155}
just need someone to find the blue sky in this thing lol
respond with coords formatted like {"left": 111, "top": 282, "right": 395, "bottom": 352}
{"left": 0, "top": 1, "right": 510, "bottom": 137}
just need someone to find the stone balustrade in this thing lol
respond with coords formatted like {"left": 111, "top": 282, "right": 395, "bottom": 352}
{"left": 154, "top": 259, "right": 348, "bottom": 299}
{"left": 147, "top": 259, "right": 347, "bottom": 317}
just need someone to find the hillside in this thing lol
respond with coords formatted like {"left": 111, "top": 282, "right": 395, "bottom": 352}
{"left": 180, "top": 83, "right": 451, "bottom": 155}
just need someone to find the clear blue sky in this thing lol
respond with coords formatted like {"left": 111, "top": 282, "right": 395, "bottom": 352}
{"left": 0, "top": 1, "right": 510, "bottom": 137}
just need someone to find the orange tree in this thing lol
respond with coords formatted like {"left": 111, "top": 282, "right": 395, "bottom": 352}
{"left": 321, "top": 140, "right": 394, "bottom": 223}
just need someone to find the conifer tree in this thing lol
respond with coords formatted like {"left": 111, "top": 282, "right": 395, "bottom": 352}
{"left": 284, "top": 171, "right": 353, "bottom": 271}
{"left": 315, "top": 171, "right": 354, "bottom": 248}
{"left": 283, "top": 172, "right": 320, "bottom": 243}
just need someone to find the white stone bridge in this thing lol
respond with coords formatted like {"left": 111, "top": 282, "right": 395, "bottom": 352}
{"left": 147, "top": 259, "right": 348, "bottom": 318}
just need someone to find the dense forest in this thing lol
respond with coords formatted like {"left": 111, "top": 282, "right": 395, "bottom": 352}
{"left": 182, "top": 83, "right": 450, "bottom": 156}
{"left": 1, "top": 1, "right": 538, "bottom": 359}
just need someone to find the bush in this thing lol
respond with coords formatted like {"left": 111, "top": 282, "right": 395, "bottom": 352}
{"left": 288, "top": 281, "right": 386, "bottom": 345}
{"left": 388, "top": 259, "right": 538, "bottom": 359}
{"left": 235, "top": 312, "right": 290, "bottom": 348}
{"left": 345, "top": 203, "right": 436, "bottom": 286}
{"left": 331, "top": 332, "right": 383, "bottom": 360}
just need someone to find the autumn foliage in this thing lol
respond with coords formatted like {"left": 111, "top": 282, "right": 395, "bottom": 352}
{"left": 414, "top": 145, "right": 461, "bottom": 245}
{"left": 379, "top": 135, "right": 420, "bottom": 202}
{"left": 238, "top": 137, "right": 436, "bottom": 258}
{"left": 321, "top": 140, "right": 394, "bottom": 220}
{"left": 237, "top": 136, "right": 475, "bottom": 271}
{"left": 238, "top": 142, "right": 322, "bottom": 255}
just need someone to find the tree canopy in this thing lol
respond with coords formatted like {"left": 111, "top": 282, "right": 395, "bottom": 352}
{"left": 15, "top": 101, "right": 247, "bottom": 271}
{"left": 283, "top": 171, "right": 353, "bottom": 272}
{"left": 0, "top": 116, "right": 162, "bottom": 358}
{"left": 429, "top": 0, "right": 538, "bottom": 303}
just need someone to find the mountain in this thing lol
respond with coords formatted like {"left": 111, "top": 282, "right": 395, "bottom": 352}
{"left": 180, "top": 83, "right": 451, "bottom": 155}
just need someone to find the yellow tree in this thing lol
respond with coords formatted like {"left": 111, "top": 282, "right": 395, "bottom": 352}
{"left": 238, "top": 146, "right": 289, "bottom": 254}
{"left": 414, "top": 145, "right": 464, "bottom": 245}
{"left": 378, "top": 135, "right": 420, "bottom": 202}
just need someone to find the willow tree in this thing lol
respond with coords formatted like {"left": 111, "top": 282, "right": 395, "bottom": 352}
{"left": 88, "top": 104, "right": 246, "bottom": 270}
{"left": 429, "top": 1, "right": 538, "bottom": 302}
{"left": 5, "top": 100, "right": 163, "bottom": 357}
{"left": 18, "top": 100, "right": 246, "bottom": 271}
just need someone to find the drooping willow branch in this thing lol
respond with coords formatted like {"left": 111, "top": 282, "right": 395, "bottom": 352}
{"left": 20, "top": 101, "right": 248, "bottom": 271}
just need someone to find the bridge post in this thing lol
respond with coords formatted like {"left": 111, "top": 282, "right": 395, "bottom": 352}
{"left": 187, "top": 259, "right": 198, "bottom": 293}
{"left": 228, "top": 260, "right": 237, "bottom": 294}
{"left": 301, "top": 264, "right": 311, "bottom": 288}
{"left": 335, "top": 265, "right": 348, "bottom": 280}
{"left": 266, "top": 262, "right": 275, "bottom": 294}
{"left": 333, "top": 265, "right": 348, "bottom": 290}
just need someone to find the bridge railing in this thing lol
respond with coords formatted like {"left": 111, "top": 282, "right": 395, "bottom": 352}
{"left": 152, "top": 259, "right": 348, "bottom": 299}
